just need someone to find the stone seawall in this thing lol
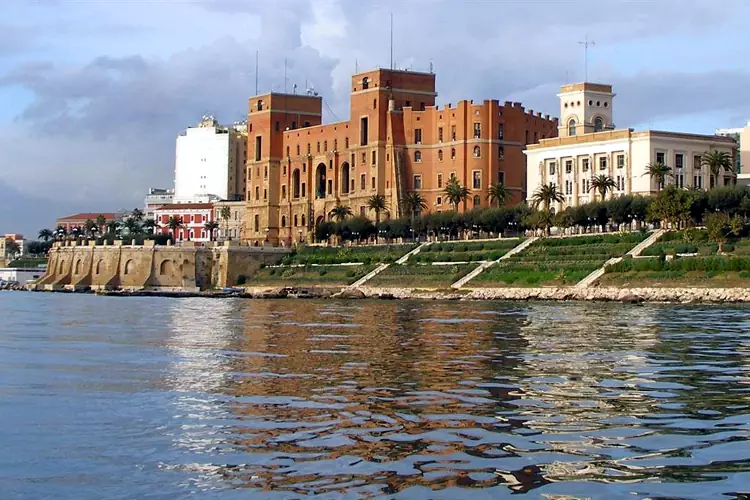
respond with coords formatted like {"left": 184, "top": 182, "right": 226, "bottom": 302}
{"left": 33, "top": 241, "right": 289, "bottom": 291}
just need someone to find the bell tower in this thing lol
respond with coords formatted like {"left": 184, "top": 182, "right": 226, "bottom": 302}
{"left": 557, "top": 83, "right": 615, "bottom": 137}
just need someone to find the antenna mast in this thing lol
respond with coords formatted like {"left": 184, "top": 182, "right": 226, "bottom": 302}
{"left": 578, "top": 35, "right": 595, "bottom": 82}
{"left": 390, "top": 13, "right": 394, "bottom": 70}
{"left": 255, "top": 50, "right": 259, "bottom": 95}
{"left": 284, "top": 58, "right": 287, "bottom": 94}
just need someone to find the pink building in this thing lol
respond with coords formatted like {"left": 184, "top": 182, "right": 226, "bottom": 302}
{"left": 154, "top": 203, "right": 215, "bottom": 242}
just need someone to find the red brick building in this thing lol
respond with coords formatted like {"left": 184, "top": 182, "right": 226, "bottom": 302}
{"left": 55, "top": 213, "right": 120, "bottom": 233}
{"left": 245, "top": 68, "right": 558, "bottom": 245}
{"left": 154, "top": 203, "right": 214, "bottom": 242}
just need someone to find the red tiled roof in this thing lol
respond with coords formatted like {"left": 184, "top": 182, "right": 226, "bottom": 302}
{"left": 56, "top": 213, "right": 118, "bottom": 221}
{"left": 154, "top": 203, "right": 214, "bottom": 210}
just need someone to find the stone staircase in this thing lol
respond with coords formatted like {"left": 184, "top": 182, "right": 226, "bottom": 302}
{"left": 451, "top": 237, "right": 538, "bottom": 289}
{"left": 396, "top": 241, "right": 430, "bottom": 264}
{"left": 340, "top": 241, "right": 429, "bottom": 292}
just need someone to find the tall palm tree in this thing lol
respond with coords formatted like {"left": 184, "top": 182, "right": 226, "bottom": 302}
{"left": 55, "top": 226, "right": 67, "bottom": 240}
{"left": 329, "top": 204, "right": 352, "bottom": 222}
{"left": 366, "top": 194, "right": 389, "bottom": 225}
{"left": 487, "top": 182, "right": 511, "bottom": 208}
{"left": 167, "top": 216, "right": 183, "bottom": 239}
{"left": 220, "top": 206, "right": 231, "bottom": 240}
{"left": 142, "top": 219, "right": 156, "bottom": 235}
{"left": 643, "top": 162, "right": 672, "bottom": 192}
{"left": 122, "top": 218, "right": 140, "bottom": 236}
{"left": 444, "top": 178, "right": 471, "bottom": 211}
{"left": 131, "top": 208, "right": 145, "bottom": 222}
{"left": 204, "top": 221, "right": 219, "bottom": 241}
{"left": 701, "top": 149, "right": 734, "bottom": 188}
{"left": 38, "top": 229, "right": 53, "bottom": 242}
{"left": 95, "top": 214, "right": 107, "bottom": 231}
{"left": 401, "top": 191, "right": 428, "bottom": 232}
{"left": 83, "top": 219, "right": 98, "bottom": 238}
{"left": 106, "top": 220, "right": 120, "bottom": 236}
{"left": 530, "top": 183, "right": 565, "bottom": 211}
{"left": 589, "top": 174, "right": 617, "bottom": 201}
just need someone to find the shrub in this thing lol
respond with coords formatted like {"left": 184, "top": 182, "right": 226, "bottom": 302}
{"left": 318, "top": 269, "right": 328, "bottom": 276}
{"left": 345, "top": 270, "right": 355, "bottom": 278}
{"left": 268, "top": 269, "right": 276, "bottom": 276}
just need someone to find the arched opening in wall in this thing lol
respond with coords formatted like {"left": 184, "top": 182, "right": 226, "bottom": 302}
{"left": 316, "top": 215, "right": 325, "bottom": 228}
{"left": 473, "top": 146, "right": 481, "bottom": 158}
{"left": 124, "top": 259, "right": 135, "bottom": 275}
{"left": 159, "top": 259, "right": 173, "bottom": 276}
{"left": 315, "top": 163, "right": 326, "bottom": 199}
{"left": 95, "top": 259, "right": 103, "bottom": 275}
{"left": 74, "top": 259, "right": 82, "bottom": 274}
{"left": 594, "top": 117, "right": 604, "bottom": 132}
{"left": 301, "top": 214, "right": 306, "bottom": 227}
{"left": 568, "top": 118, "right": 576, "bottom": 136}
{"left": 281, "top": 216, "right": 287, "bottom": 228}
{"left": 254, "top": 214, "right": 260, "bottom": 232}
{"left": 292, "top": 169, "right": 301, "bottom": 198}
{"left": 340, "top": 162, "right": 350, "bottom": 194}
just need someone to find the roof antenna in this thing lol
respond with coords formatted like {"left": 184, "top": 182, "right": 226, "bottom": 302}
{"left": 390, "top": 13, "right": 394, "bottom": 70}
{"left": 355, "top": 58, "right": 358, "bottom": 73}
{"left": 255, "top": 50, "right": 259, "bottom": 95}
{"left": 578, "top": 35, "right": 595, "bottom": 82}
{"left": 284, "top": 58, "right": 287, "bottom": 94}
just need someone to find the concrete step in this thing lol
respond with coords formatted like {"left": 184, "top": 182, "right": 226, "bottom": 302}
{"left": 396, "top": 241, "right": 430, "bottom": 265}
{"left": 451, "top": 237, "right": 538, "bottom": 289}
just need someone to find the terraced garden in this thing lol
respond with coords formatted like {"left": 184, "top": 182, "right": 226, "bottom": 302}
{"left": 247, "top": 264, "right": 375, "bottom": 287}
{"left": 282, "top": 244, "right": 416, "bottom": 266}
{"left": 411, "top": 238, "right": 523, "bottom": 263}
{"left": 472, "top": 233, "right": 649, "bottom": 287}
{"left": 600, "top": 255, "right": 750, "bottom": 288}
{"left": 367, "top": 263, "right": 478, "bottom": 289}
{"left": 641, "top": 229, "right": 750, "bottom": 257}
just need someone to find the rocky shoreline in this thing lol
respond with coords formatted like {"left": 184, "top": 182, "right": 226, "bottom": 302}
{"left": 18, "top": 283, "right": 750, "bottom": 304}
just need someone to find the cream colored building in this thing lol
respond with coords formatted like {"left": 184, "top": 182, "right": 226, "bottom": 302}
{"left": 526, "top": 83, "right": 737, "bottom": 211}
{"left": 716, "top": 122, "right": 750, "bottom": 187}
{"left": 213, "top": 200, "right": 245, "bottom": 241}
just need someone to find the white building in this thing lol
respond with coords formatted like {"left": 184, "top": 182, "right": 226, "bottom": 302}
{"left": 173, "top": 115, "right": 247, "bottom": 204}
{"left": 0, "top": 267, "right": 45, "bottom": 285}
{"left": 716, "top": 122, "right": 750, "bottom": 187}
{"left": 525, "top": 83, "right": 738, "bottom": 211}
{"left": 144, "top": 188, "right": 174, "bottom": 220}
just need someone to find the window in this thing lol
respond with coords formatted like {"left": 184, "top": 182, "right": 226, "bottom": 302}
{"left": 676, "top": 173, "right": 685, "bottom": 188}
{"left": 617, "top": 155, "right": 625, "bottom": 169}
{"left": 694, "top": 175, "right": 703, "bottom": 189}
{"left": 254, "top": 136, "right": 262, "bottom": 161}
{"left": 360, "top": 174, "right": 366, "bottom": 190}
{"left": 413, "top": 175, "right": 422, "bottom": 189}
{"left": 282, "top": 185, "right": 287, "bottom": 199}
{"left": 414, "top": 128, "right": 422, "bottom": 144}
{"left": 307, "top": 143, "right": 311, "bottom": 155}
{"left": 294, "top": 215, "right": 298, "bottom": 226}
{"left": 345, "top": 137, "right": 349, "bottom": 149}
{"left": 254, "top": 214, "right": 260, "bottom": 232}
{"left": 473, "top": 171, "right": 481, "bottom": 189}
{"left": 565, "top": 160, "right": 572, "bottom": 174}
{"left": 301, "top": 182, "right": 306, "bottom": 197}
{"left": 437, "top": 173, "right": 443, "bottom": 188}
{"left": 263, "top": 189, "right": 267, "bottom": 200}
{"left": 264, "top": 166, "right": 267, "bottom": 179}
{"left": 362, "top": 77, "right": 369, "bottom": 90}
{"left": 582, "top": 178, "right": 590, "bottom": 193}
{"left": 281, "top": 216, "right": 286, "bottom": 228}
{"left": 373, "top": 99, "right": 377, "bottom": 109}
{"left": 360, "top": 206, "right": 366, "bottom": 216}
{"left": 327, "top": 179, "right": 332, "bottom": 195}
{"left": 498, "top": 124, "right": 504, "bottom": 139}
{"left": 255, "top": 186, "right": 260, "bottom": 200}
{"left": 283, "top": 165, "right": 287, "bottom": 175}
{"left": 438, "top": 150, "right": 443, "bottom": 161}
{"left": 473, "top": 195, "right": 481, "bottom": 207}
{"left": 420, "top": 102, "right": 425, "bottom": 111}
{"left": 360, "top": 117, "right": 369, "bottom": 145}
{"left": 415, "top": 151, "right": 422, "bottom": 162}
{"left": 324, "top": 140, "right": 328, "bottom": 152}
{"left": 334, "top": 139, "right": 338, "bottom": 150}
{"left": 498, "top": 146, "right": 505, "bottom": 160}
{"left": 694, "top": 155, "right": 702, "bottom": 170}
{"left": 286, "top": 146, "right": 290, "bottom": 157}
{"left": 317, "top": 141, "right": 320, "bottom": 153}
{"left": 473, "top": 146, "right": 481, "bottom": 158}
{"left": 498, "top": 171, "right": 505, "bottom": 184}
{"left": 436, "top": 196, "right": 442, "bottom": 206}
{"left": 565, "top": 179, "right": 572, "bottom": 195}
{"left": 361, "top": 152, "right": 366, "bottom": 164}
{"left": 371, "top": 151, "right": 376, "bottom": 166}
{"left": 675, "top": 153, "right": 684, "bottom": 170}
{"left": 296, "top": 144, "right": 300, "bottom": 155}
{"left": 549, "top": 162, "right": 556, "bottom": 176}
{"left": 451, "top": 148, "right": 456, "bottom": 159}
{"left": 594, "top": 117, "right": 604, "bottom": 132}
{"left": 438, "top": 127, "right": 443, "bottom": 142}
{"left": 656, "top": 152, "right": 666, "bottom": 164}
{"left": 371, "top": 176, "right": 375, "bottom": 189}
{"left": 301, "top": 214, "right": 306, "bottom": 226}
{"left": 451, "top": 125, "right": 456, "bottom": 140}
{"left": 599, "top": 157, "right": 607, "bottom": 170}
{"left": 568, "top": 119, "right": 576, "bottom": 136}
{"left": 257, "top": 100, "right": 264, "bottom": 111}
{"left": 351, "top": 179, "right": 355, "bottom": 192}
{"left": 582, "top": 158, "right": 589, "bottom": 172}
{"left": 275, "top": 121, "right": 280, "bottom": 132}
{"left": 473, "top": 123, "right": 481, "bottom": 138}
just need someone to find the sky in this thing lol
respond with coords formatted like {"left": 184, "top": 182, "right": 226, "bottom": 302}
{"left": 2, "top": 0, "right": 750, "bottom": 237}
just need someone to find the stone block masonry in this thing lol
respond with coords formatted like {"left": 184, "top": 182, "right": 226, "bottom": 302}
{"left": 34, "top": 241, "right": 290, "bottom": 292}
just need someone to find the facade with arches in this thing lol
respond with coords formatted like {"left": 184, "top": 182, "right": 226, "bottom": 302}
{"left": 244, "top": 68, "right": 558, "bottom": 246}
{"left": 526, "top": 82, "right": 738, "bottom": 212}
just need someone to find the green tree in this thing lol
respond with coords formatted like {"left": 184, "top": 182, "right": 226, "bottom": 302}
{"left": 366, "top": 194, "right": 389, "bottom": 226}
{"left": 38, "top": 228, "right": 53, "bottom": 242}
{"left": 444, "top": 178, "right": 471, "bottom": 211}
{"left": 705, "top": 212, "right": 731, "bottom": 253}
{"left": 55, "top": 226, "right": 67, "bottom": 240}
{"left": 647, "top": 185, "right": 696, "bottom": 229}
{"left": 106, "top": 220, "right": 120, "bottom": 236}
{"left": 401, "top": 192, "right": 428, "bottom": 230}
{"left": 131, "top": 208, "right": 145, "bottom": 222}
{"left": 329, "top": 204, "right": 353, "bottom": 222}
{"left": 589, "top": 174, "right": 617, "bottom": 201}
{"left": 95, "top": 214, "right": 107, "bottom": 230}
{"left": 142, "top": 219, "right": 156, "bottom": 235}
{"left": 167, "top": 216, "right": 183, "bottom": 238}
{"left": 204, "top": 220, "right": 219, "bottom": 241}
{"left": 643, "top": 162, "right": 672, "bottom": 191}
{"left": 83, "top": 219, "right": 98, "bottom": 238}
{"left": 530, "top": 183, "right": 565, "bottom": 211}
{"left": 220, "top": 206, "right": 232, "bottom": 240}
{"left": 487, "top": 182, "right": 511, "bottom": 208}
{"left": 702, "top": 149, "right": 735, "bottom": 188}
{"left": 122, "top": 218, "right": 141, "bottom": 236}
{"left": 4, "top": 239, "right": 20, "bottom": 258}
{"left": 523, "top": 209, "right": 554, "bottom": 236}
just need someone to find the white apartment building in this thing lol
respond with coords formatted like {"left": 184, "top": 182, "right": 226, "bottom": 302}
{"left": 173, "top": 116, "right": 247, "bottom": 204}
{"left": 716, "top": 122, "right": 750, "bottom": 187}
{"left": 525, "top": 83, "right": 737, "bottom": 211}
{"left": 144, "top": 188, "right": 174, "bottom": 220}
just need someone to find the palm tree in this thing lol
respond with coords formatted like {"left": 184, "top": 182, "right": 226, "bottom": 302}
{"left": 220, "top": 206, "right": 231, "bottom": 240}
{"left": 643, "top": 162, "right": 672, "bottom": 192}
{"left": 401, "top": 192, "right": 428, "bottom": 232}
{"left": 589, "top": 174, "right": 617, "bottom": 201}
{"left": 329, "top": 204, "right": 352, "bottom": 222}
{"left": 167, "top": 216, "right": 183, "bottom": 239}
{"left": 38, "top": 229, "right": 53, "bottom": 242}
{"left": 131, "top": 208, "right": 145, "bottom": 222}
{"left": 142, "top": 219, "right": 156, "bottom": 235}
{"left": 83, "top": 219, "right": 98, "bottom": 238}
{"left": 122, "top": 218, "right": 140, "bottom": 236}
{"left": 95, "top": 214, "right": 107, "bottom": 232}
{"left": 366, "top": 194, "right": 389, "bottom": 225}
{"left": 487, "top": 182, "right": 511, "bottom": 208}
{"left": 106, "top": 220, "right": 120, "bottom": 236}
{"left": 701, "top": 149, "right": 734, "bottom": 188}
{"left": 444, "top": 178, "right": 471, "bottom": 211}
{"left": 54, "top": 226, "right": 67, "bottom": 240}
{"left": 204, "top": 221, "right": 219, "bottom": 241}
{"left": 530, "top": 183, "right": 565, "bottom": 211}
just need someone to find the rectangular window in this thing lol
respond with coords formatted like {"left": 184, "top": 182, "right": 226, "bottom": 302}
{"left": 360, "top": 117, "right": 368, "bottom": 146}
{"left": 413, "top": 175, "right": 422, "bottom": 189}
{"left": 498, "top": 124, "right": 504, "bottom": 140}
{"left": 275, "top": 121, "right": 280, "bottom": 132}
{"left": 301, "top": 182, "right": 306, "bottom": 197}
{"left": 264, "top": 166, "right": 268, "bottom": 179}
{"left": 438, "top": 127, "right": 443, "bottom": 142}
{"left": 694, "top": 155, "right": 702, "bottom": 170}
{"left": 361, "top": 152, "right": 366, "bottom": 164}
{"left": 254, "top": 136, "right": 262, "bottom": 161}
{"left": 694, "top": 175, "right": 703, "bottom": 189}
{"left": 283, "top": 165, "right": 287, "bottom": 175}
{"left": 360, "top": 174, "right": 366, "bottom": 190}
{"left": 328, "top": 179, "right": 333, "bottom": 195}
{"left": 414, "top": 128, "right": 422, "bottom": 144}
{"left": 436, "top": 196, "right": 442, "bottom": 206}
{"left": 371, "top": 151, "right": 376, "bottom": 166}
{"left": 656, "top": 151, "right": 666, "bottom": 164}
{"left": 360, "top": 206, "right": 366, "bottom": 216}
{"left": 473, "top": 171, "right": 481, "bottom": 189}
{"left": 675, "top": 153, "right": 684, "bottom": 170}
{"left": 498, "top": 171, "right": 505, "bottom": 184}
{"left": 599, "top": 157, "right": 607, "bottom": 170}
{"left": 451, "top": 125, "right": 456, "bottom": 141}
{"left": 371, "top": 176, "right": 376, "bottom": 189}
{"left": 282, "top": 185, "right": 287, "bottom": 199}
{"left": 307, "top": 143, "right": 311, "bottom": 155}
{"left": 473, "top": 123, "right": 481, "bottom": 138}
{"left": 617, "top": 155, "right": 625, "bottom": 169}
{"left": 565, "top": 160, "right": 572, "bottom": 174}
{"left": 345, "top": 137, "right": 349, "bottom": 149}
{"left": 437, "top": 173, "right": 443, "bottom": 188}
{"left": 549, "top": 162, "right": 556, "bottom": 176}
{"left": 317, "top": 141, "right": 320, "bottom": 153}
{"left": 351, "top": 179, "right": 355, "bottom": 192}
{"left": 498, "top": 146, "right": 505, "bottom": 160}
{"left": 324, "top": 140, "right": 328, "bottom": 152}
{"left": 582, "top": 158, "right": 589, "bottom": 172}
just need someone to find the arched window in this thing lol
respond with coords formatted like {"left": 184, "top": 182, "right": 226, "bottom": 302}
{"left": 281, "top": 216, "right": 287, "bottom": 228}
{"left": 301, "top": 214, "right": 306, "bottom": 226}
{"left": 451, "top": 148, "right": 456, "bottom": 159}
{"left": 594, "top": 117, "right": 604, "bottom": 132}
{"left": 438, "top": 150, "right": 443, "bottom": 161}
{"left": 124, "top": 259, "right": 135, "bottom": 275}
{"left": 341, "top": 162, "right": 350, "bottom": 194}
{"left": 568, "top": 118, "right": 576, "bottom": 136}
{"left": 292, "top": 169, "right": 301, "bottom": 198}
{"left": 473, "top": 146, "right": 481, "bottom": 158}
{"left": 315, "top": 163, "right": 326, "bottom": 198}
{"left": 257, "top": 100, "right": 264, "bottom": 111}
{"left": 362, "top": 77, "right": 369, "bottom": 90}
{"left": 253, "top": 214, "right": 259, "bottom": 232}
{"left": 74, "top": 259, "right": 81, "bottom": 274}
{"left": 473, "top": 195, "right": 481, "bottom": 207}
{"left": 294, "top": 215, "right": 299, "bottom": 226}
{"left": 414, "top": 151, "right": 422, "bottom": 162}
